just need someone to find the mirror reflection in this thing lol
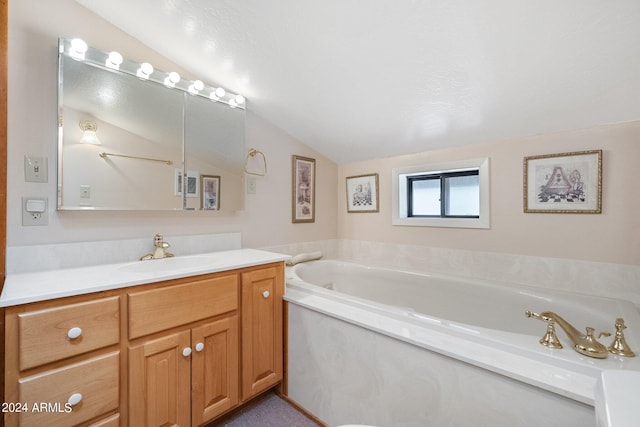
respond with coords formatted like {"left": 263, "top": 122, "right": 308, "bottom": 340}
{"left": 58, "top": 38, "right": 246, "bottom": 211}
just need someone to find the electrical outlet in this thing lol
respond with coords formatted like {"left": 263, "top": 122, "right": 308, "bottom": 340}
{"left": 22, "top": 197, "right": 48, "bottom": 226}
{"left": 24, "top": 156, "right": 48, "bottom": 183}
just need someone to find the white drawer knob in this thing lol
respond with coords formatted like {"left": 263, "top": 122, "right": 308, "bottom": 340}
{"left": 195, "top": 342, "right": 204, "bottom": 352}
{"left": 67, "top": 393, "right": 82, "bottom": 406}
{"left": 182, "top": 347, "right": 192, "bottom": 357}
{"left": 67, "top": 327, "right": 82, "bottom": 340}
{"left": 262, "top": 290, "right": 270, "bottom": 298}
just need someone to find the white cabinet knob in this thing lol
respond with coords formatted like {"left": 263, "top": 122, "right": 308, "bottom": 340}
{"left": 67, "top": 393, "right": 82, "bottom": 406}
{"left": 182, "top": 347, "right": 192, "bottom": 357}
{"left": 262, "top": 290, "right": 270, "bottom": 298}
{"left": 67, "top": 327, "right": 82, "bottom": 340}
{"left": 195, "top": 342, "right": 204, "bottom": 352}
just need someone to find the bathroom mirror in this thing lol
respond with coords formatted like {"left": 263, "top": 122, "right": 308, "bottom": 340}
{"left": 57, "top": 38, "right": 246, "bottom": 211}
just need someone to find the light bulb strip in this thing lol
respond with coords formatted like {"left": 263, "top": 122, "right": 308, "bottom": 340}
{"left": 59, "top": 37, "right": 245, "bottom": 109}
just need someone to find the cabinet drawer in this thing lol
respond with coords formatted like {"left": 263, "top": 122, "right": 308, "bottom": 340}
{"left": 128, "top": 274, "right": 238, "bottom": 339}
{"left": 17, "top": 352, "right": 119, "bottom": 427}
{"left": 18, "top": 296, "right": 120, "bottom": 370}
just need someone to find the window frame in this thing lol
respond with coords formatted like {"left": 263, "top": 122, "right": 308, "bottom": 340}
{"left": 392, "top": 158, "right": 490, "bottom": 229}
{"left": 407, "top": 169, "right": 480, "bottom": 218}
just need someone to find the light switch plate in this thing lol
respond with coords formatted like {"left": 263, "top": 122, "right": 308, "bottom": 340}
{"left": 24, "top": 156, "right": 48, "bottom": 183}
{"left": 246, "top": 176, "right": 257, "bottom": 194}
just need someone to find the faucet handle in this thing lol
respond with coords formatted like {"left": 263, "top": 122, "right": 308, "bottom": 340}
{"left": 525, "top": 310, "right": 563, "bottom": 349}
{"left": 608, "top": 318, "right": 636, "bottom": 357}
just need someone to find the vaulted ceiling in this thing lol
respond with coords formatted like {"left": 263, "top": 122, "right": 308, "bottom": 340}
{"left": 75, "top": 0, "right": 640, "bottom": 164}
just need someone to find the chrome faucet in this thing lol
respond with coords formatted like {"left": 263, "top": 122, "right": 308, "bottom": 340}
{"left": 525, "top": 310, "right": 610, "bottom": 359}
{"left": 140, "top": 234, "right": 174, "bottom": 260}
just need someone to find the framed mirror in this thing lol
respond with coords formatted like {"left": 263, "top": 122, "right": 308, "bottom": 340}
{"left": 57, "top": 37, "right": 246, "bottom": 211}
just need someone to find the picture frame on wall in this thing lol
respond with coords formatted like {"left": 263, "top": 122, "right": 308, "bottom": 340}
{"left": 292, "top": 155, "right": 316, "bottom": 223}
{"left": 346, "top": 173, "right": 379, "bottom": 213}
{"left": 200, "top": 175, "right": 220, "bottom": 210}
{"left": 523, "top": 149, "right": 602, "bottom": 213}
{"left": 175, "top": 169, "right": 199, "bottom": 198}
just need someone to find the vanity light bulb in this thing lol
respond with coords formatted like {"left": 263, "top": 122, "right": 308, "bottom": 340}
{"left": 169, "top": 72, "right": 181, "bottom": 84}
{"left": 106, "top": 51, "right": 123, "bottom": 70}
{"left": 188, "top": 80, "right": 204, "bottom": 95}
{"left": 215, "top": 87, "right": 226, "bottom": 98}
{"left": 69, "top": 38, "right": 88, "bottom": 60}
{"left": 229, "top": 99, "right": 238, "bottom": 108}
{"left": 137, "top": 62, "right": 154, "bottom": 79}
{"left": 164, "top": 71, "right": 181, "bottom": 87}
{"left": 234, "top": 95, "right": 245, "bottom": 105}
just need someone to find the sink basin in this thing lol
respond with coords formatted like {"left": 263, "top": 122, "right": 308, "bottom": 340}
{"left": 118, "top": 256, "right": 215, "bottom": 274}
{"left": 595, "top": 370, "right": 640, "bottom": 427}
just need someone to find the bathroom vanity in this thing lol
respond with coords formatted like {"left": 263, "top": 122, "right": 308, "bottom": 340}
{"left": 1, "top": 249, "right": 287, "bottom": 427}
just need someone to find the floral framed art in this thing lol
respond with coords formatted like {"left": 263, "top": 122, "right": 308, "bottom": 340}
{"left": 523, "top": 149, "right": 602, "bottom": 213}
{"left": 292, "top": 155, "right": 316, "bottom": 223}
{"left": 346, "top": 173, "right": 379, "bottom": 213}
{"left": 200, "top": 175, "right": 220, "bottom": 210}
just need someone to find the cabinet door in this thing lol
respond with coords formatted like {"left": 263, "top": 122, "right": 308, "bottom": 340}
{"left": 129, "top": 330, "right": 191, "bottom": 427}
{"left": 241, "top": 264, "right": 284, "bottom": 400}
{"left": 191, "top": 315, "right": 239, "bottom": 426}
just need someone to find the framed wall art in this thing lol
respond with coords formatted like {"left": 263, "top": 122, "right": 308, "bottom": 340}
{"left": 292, "top": 155, "right": 316, "bottom": 223}
{"left": 200, "top": 175, "right": 220, "bottom": 210}
{"left": 175, "top": 169, "right": 199, "bottom": 198}
{"left": 346, "top": 173, "right": 379, "bottom": 213}
{"left": 523, "top": 149, "right": 602, "bottom": 213}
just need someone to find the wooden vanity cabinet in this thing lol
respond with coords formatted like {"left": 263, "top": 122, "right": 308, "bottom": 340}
{"left": 241, "top": 263, "right": 284, "bottom": 401}
{"left": 4, "top": 295, "right": 122, "bottom": 427}
{"left": 4, "top": 260, "right": 285, "bottom": 427}
{"left": 127, "top": 273, "right": 240, "bottom": 427}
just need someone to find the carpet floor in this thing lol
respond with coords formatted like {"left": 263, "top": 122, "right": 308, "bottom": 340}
{"left": 216, "top": 392, "right": 323, "bottom": 427}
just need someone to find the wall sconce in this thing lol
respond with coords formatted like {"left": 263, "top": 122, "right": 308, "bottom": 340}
{"left": 79, "top": 120, "right": 101, "bottom": 144}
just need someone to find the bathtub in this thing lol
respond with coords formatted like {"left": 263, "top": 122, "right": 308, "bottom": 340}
{"left": 284, "top": 260, "right": 640, "bottom": 427}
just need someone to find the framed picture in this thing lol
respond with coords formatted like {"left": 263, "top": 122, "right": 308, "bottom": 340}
{"left": 200, "top": 175, "right": 220, "bottom": 210}
{"left": 346, "top": 173, "right": 379, "bottom": 213}
{"left": 175, "top": 169, "right": 199, "bottom": 198}
{"left": 292, "top": 155, "right": 315, "bottom": 223}
{"left": 524, "top": 150, "right": 602, "bottom": 213}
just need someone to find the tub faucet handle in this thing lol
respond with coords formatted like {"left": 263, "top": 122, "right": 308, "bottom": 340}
{"left": 608, "top": 318, "right": 636, "bottom": 357}
{"left": 525, "top": 310, "right": 563, "bottom": 349}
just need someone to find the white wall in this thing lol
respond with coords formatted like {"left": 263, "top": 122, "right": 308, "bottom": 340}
{"left": 8, "top": 0, "right": 337, "bottom": 250}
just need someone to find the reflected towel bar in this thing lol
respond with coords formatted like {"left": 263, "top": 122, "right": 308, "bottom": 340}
{"left": 99, "top": 152, "right": 173, "bottom": 165}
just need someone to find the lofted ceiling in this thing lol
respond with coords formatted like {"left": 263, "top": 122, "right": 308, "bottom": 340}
{"left": 74, "top": 0, "right": 640, "bottom": 164}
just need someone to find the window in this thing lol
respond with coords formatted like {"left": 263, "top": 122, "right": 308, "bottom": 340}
{"left": 407, "top": 170, "right": 479, "bottom": 218}
{"left": 392, "top": 158, "right": 490, "bottom": 229}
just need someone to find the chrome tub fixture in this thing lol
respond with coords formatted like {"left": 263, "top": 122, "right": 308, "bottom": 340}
{"left": 140, "top": 234, "right": 174, "bottom": 260}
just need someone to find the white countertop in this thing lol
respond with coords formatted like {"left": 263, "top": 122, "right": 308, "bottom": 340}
{"left": 1, "top": 249, "right": 290, "bottom": 307}
{"left": 595, "top": 370, "right": 640, "bottom": 427}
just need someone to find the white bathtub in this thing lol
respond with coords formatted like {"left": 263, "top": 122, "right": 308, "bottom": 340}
{"left": 284, "top": 260, "right": 640, "bottom": 426}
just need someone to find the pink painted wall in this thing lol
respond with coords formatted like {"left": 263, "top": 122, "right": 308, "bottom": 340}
{"left": 338, "top": 121, "right": 640, "bottom": 265}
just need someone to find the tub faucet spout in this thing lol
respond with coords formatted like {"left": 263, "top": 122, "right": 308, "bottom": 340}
{"left": 525, "top": 310, "right": 610, "bottom": 359}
